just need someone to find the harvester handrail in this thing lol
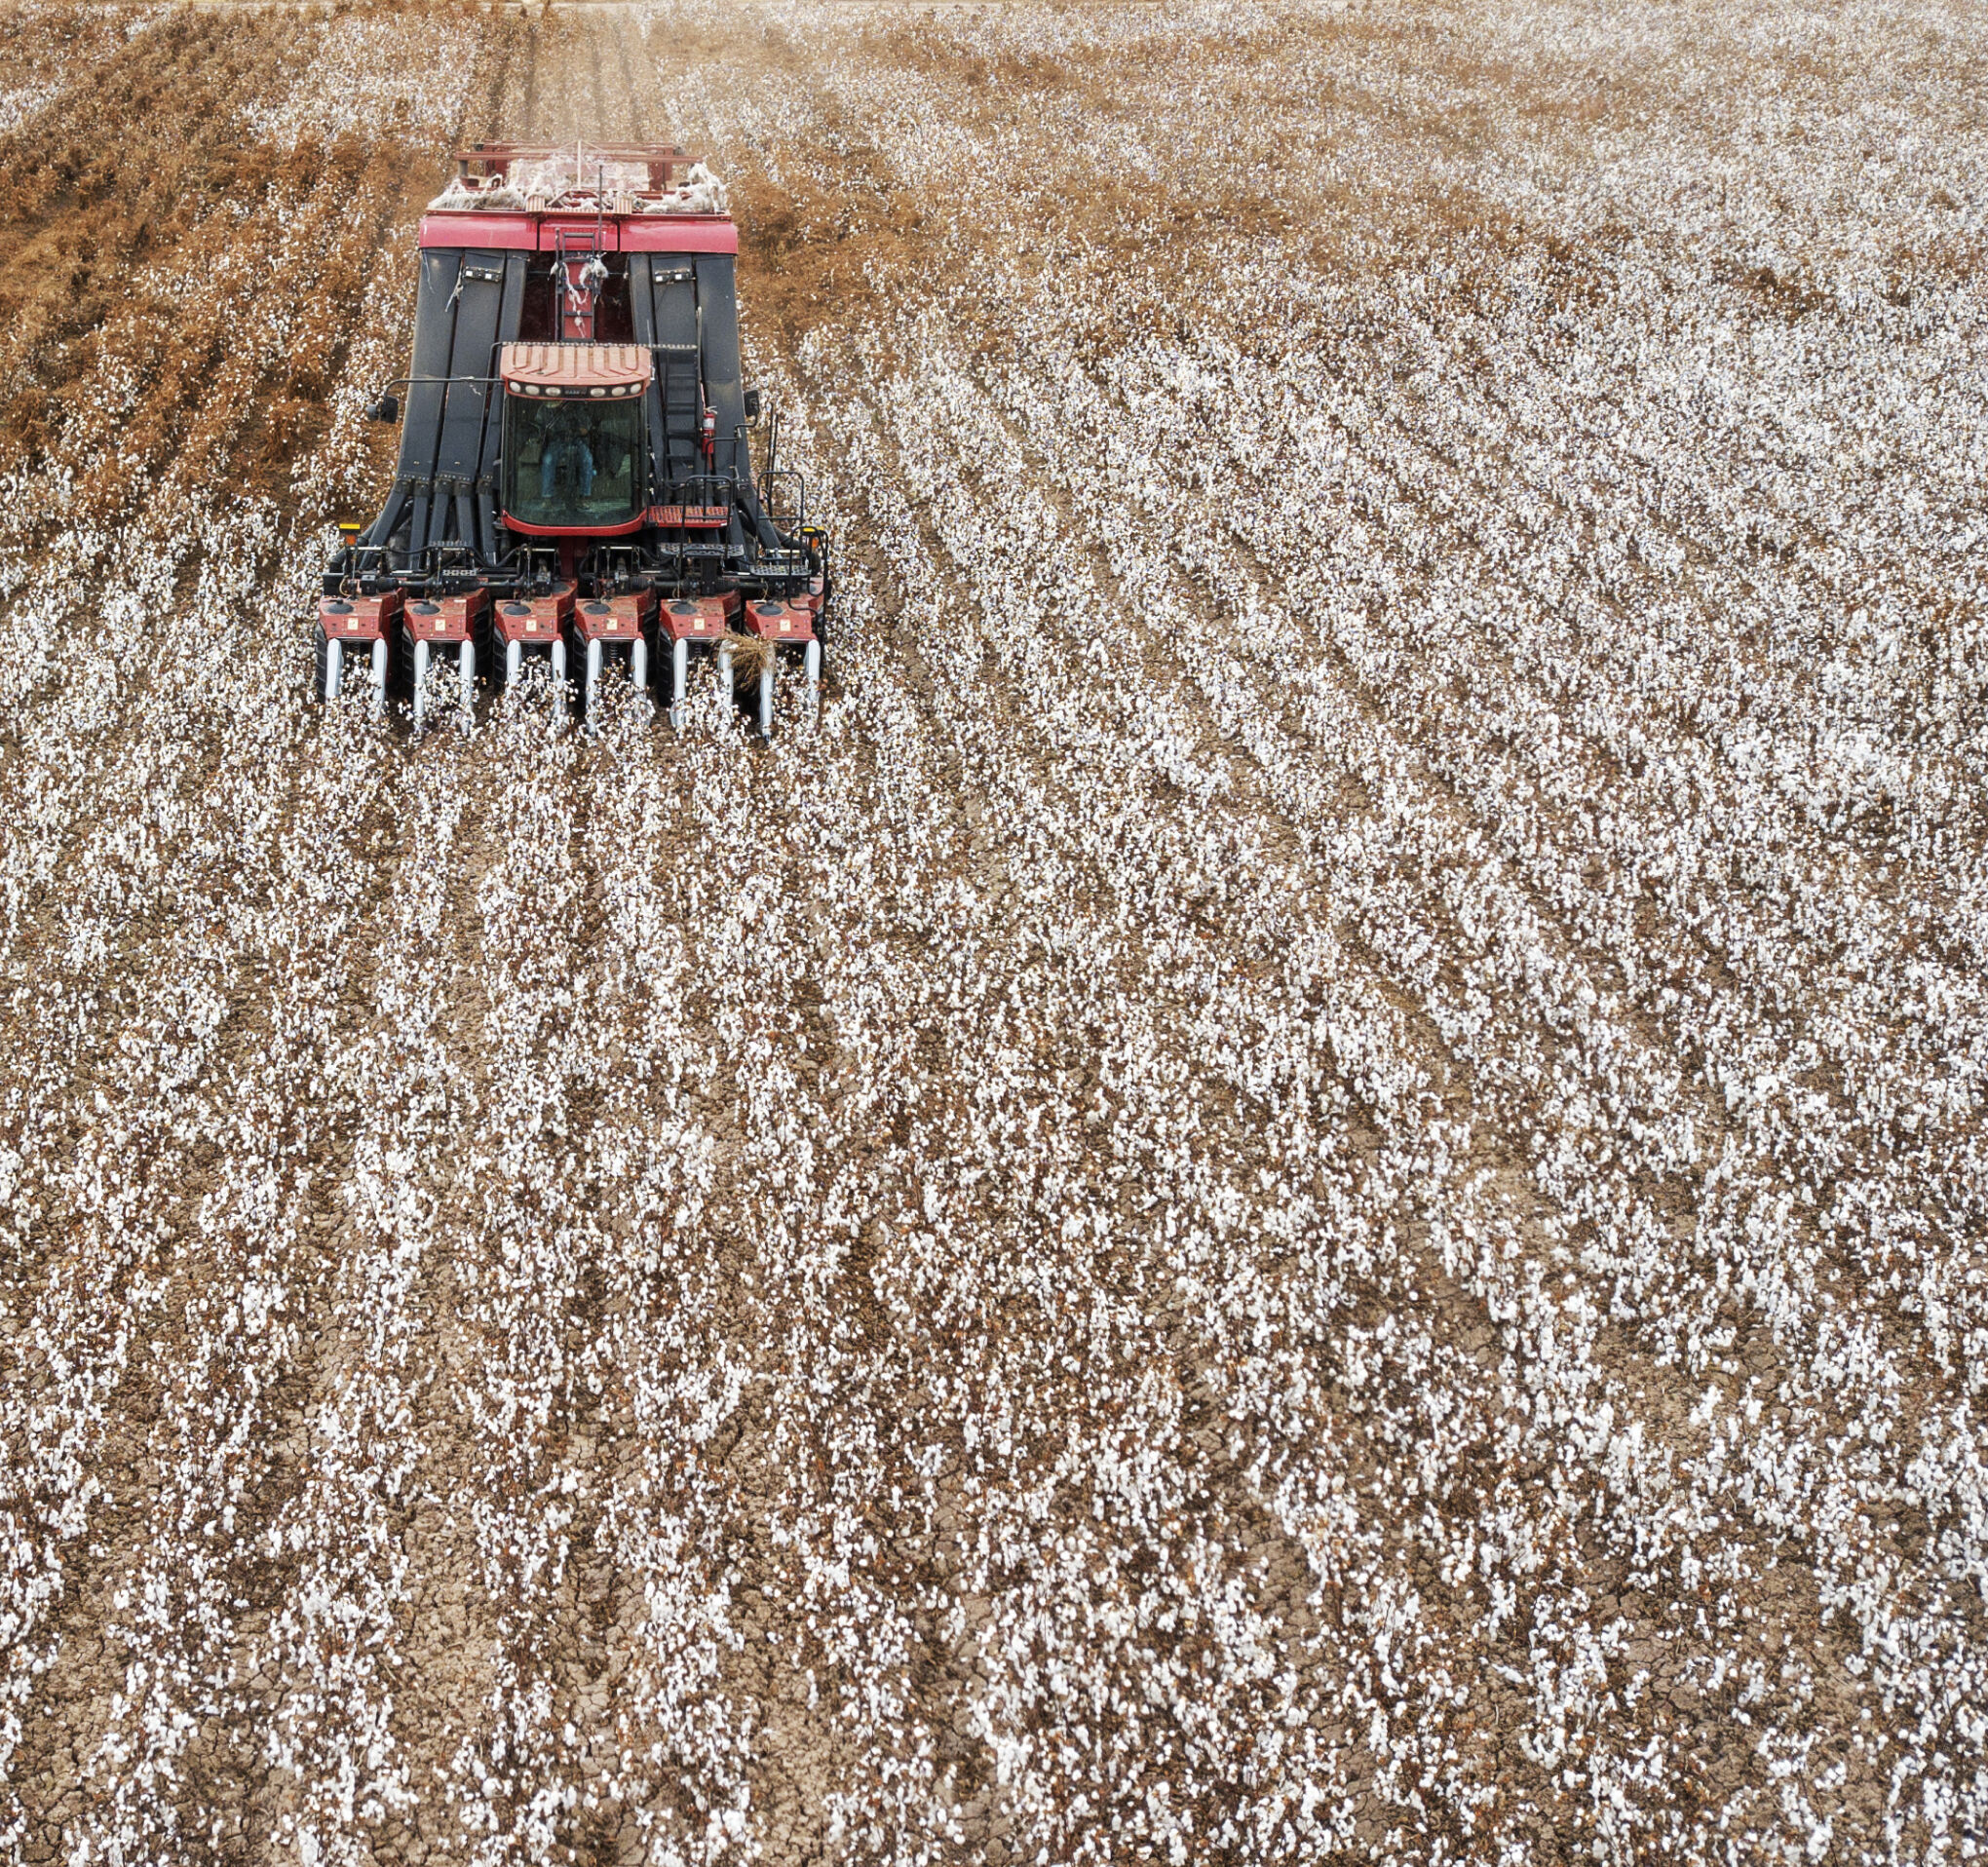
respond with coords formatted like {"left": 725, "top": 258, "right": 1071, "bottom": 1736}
{"left": 377, "top": 373, "right": 499, "bottom": 388}
{"left": 451, "top": 141, "right": 704, "bottom": 194}
{"left": 456, "top": 142, "right": 695, "bottom": 163}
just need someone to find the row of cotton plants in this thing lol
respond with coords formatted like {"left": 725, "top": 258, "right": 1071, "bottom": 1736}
{"left": 732, "top": 0, "right": 1985, "bottom": 1857}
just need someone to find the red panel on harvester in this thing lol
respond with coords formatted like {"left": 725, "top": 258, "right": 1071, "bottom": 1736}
{"left": 574, "top": 594, "right": 651, "bottom": 641}
{"left": 419, "top": 212, "right": 538, "bottom": 249}
{"left": 619, "top": 219, "right": 739, "bottom": 253}
{"left": 319, "top": 591, "right": 401, "bottom": 643}
{"left": 493, "top": 586, "right": 573, "bottom": 646}
{"left": 656, "top": 598, "right": 727, "bottom": 643}
{"left": 420, "top": 214, "right": 737, "bottom": 254}
{"left": 404, "top": 591, "right": 485, "bottom": 644}
{"left": 441, "top": 590, "right": 490, "bottom": 637}
{"left": 608, "top": 590, "right": 656, "bottom": 636}
{"left": 537, "top": 215, "right": 623, "bottom": 253}
{"left": 744, "top": 600, "right": 813, "bottom": 643}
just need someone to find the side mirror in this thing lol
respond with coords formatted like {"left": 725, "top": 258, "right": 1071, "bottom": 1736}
{"left": 743, "top": 388, "right": 762, "bottom": 424}
{"left": 366, "top": 393, "right": 400, "bottom": 424}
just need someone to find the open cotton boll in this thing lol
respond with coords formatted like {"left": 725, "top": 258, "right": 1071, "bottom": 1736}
{"left": 642, "top": 162, "right": 728, "bottom": 216}
{"left": 425, "top": 176, "right": 529, "bottom": 212}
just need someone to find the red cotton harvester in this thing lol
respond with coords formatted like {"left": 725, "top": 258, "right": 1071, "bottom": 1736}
{"left": 318, "top": 143, "right": 829, "bottom": 736}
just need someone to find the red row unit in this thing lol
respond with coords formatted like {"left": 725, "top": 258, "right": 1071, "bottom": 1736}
{"left": 405, "top": 591, "right": 488, "bottom": 644}
{"left": 321, "top": 591, "right": 494, "bottom": 644}
{"left": 744, "top": 597, "right": 818, "bottom": 644}
{"left": 574, "top": 591, "right": 655, "bottom": 642}
{"left": 657, "top": 597, "right": 734, "bottom": 644}
{"left": 321, "top": 586, "right": 816, "bottom": 658}
{"left": 319, "top": 591, "right": 401, "bottom": 645}
{"left": 418, "top": 212, "right": 738, "bottom": 253}
{"left": 493, "top": 584, "right": 572, "bottom": 647}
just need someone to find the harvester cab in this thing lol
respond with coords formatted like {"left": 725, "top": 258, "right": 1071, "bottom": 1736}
{"left": 318, "top": 142, "right": 828, "bottom": 734}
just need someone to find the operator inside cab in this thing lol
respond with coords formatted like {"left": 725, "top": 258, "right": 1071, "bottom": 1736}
{"left": 498, "top": 343, "right": 652, "bottom": 535}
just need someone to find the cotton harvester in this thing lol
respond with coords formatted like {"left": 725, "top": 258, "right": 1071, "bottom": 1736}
{"left": 315, "top": 145, "right": 829, "bottom": 735}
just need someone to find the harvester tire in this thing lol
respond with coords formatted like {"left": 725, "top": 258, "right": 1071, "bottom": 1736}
{"left": 389, "top": 620, "right": 416, "bottom": 706}
{"left": 473, "top": 603, "right": 494, "bottom": 680}
{"left": 311, "top": 623, "right": 331, "bottom": 703}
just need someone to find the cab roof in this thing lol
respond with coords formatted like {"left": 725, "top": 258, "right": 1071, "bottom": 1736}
{"left": 500, "top": 342, "right": 652, "bottom": 399}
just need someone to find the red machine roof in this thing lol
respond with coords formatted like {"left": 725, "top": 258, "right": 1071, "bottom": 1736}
{"left": 501, "top": 342, "right": 653, "bottom": 397}
{"left": 418, "top": 212, "right": 739, "bottom": 253}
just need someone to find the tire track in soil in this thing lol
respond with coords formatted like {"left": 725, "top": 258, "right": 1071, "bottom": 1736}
{"left": 608, "top": 12, "right": 647, "bottom": 144}
{"left": 586, "top": 17, "right": 610, "bottom": 143}
{"left": 440, "top": 24, "right": 853, "bottom": 1859}
{"left": 506, "top": 730, "right": 636, "bottom": 1854}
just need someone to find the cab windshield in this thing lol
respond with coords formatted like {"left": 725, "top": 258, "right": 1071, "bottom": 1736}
{"left": 503, "top": 396, "right": 644, "bottom": 530}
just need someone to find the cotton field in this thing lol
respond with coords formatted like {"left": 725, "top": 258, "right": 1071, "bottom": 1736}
{"left": 0, "top": 1, "right": 1983, "bottom": 1862}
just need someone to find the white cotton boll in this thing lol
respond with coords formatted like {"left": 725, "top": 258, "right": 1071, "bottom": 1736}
{"left": 424, "top": 176, "right": 528, "bottom": 213}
